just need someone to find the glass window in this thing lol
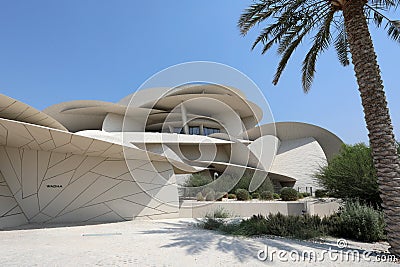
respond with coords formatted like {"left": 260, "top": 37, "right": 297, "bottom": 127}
{"left": 189, "top": 126, "right": 200, "bottom": 135}
{"left": 173, "top": 127, "right": 181, "bottom": 133}
{"left": 203, "top": 127, "right": 220, "bottom": 136}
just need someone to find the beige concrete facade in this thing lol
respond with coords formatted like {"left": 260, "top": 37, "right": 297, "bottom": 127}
{"left": 0, "top": 84, "right": 342, "bottom": 228}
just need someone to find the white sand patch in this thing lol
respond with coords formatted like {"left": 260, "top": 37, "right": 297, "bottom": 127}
{"left": 0, "top": 219, "right": 397, "bottom": 266}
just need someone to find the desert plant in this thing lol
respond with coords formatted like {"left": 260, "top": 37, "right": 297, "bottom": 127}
{"left": 327, "top": 200, "right": 386, "bottom": 242}
{"left": 230, "top": 170, "right": 274, "bottom": 194}
{"left": 201, "top": 217, "right": 224, "bottom": 230}
{"left": 315, "top": 189, "right": 328, "bottom": 198}
{"left": 251, "top": 192, "right": 260, "bottom": 199}
{"left": 280, "top": 187, "right": 299, "bottom": 201}
{"left": 315, "top": 144, "right": 381, "bottom": 207}
{"left": 206, "top": 207, "right": 231, "bottom": 219}
{"left": 255, "top": 176, "right": 275, "bottom": 194}
{"left": 182, "top": 173, "right": 213, "bottom": 197}
{"left": 200, "top": 202, "right": 385, "bottom": 242}
{"left": 227, "top": 193, "right": 236, "bottom": 199}
{"left": 235, "top": 189, "right": 250, "bottom": 201}
{"left": 202, "top": 187, "right": 214, "bottom": 197}
{"left": 184, "top": 173, "right": 213, "bottom": 187}
{"left": 196, "top": 192, "right": 204, "bottom": 201}
{"left": 205, "top": 190, "right": 215, "bottom": 201}
{"left": 260, "top": 191, "right": 274, "bottom": 200}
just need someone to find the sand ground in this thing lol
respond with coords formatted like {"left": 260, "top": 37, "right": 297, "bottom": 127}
{"left": 0, "top": 219, "right": 397, "bottom": 266}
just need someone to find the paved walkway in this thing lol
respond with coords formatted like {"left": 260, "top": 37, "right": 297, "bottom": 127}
{"left": 0, "top": 219, "right": 396, "bottom": 266}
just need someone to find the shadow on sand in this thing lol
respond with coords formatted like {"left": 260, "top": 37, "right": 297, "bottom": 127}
{"left": 139, "top": 219, "right": 393, "bottom": 263}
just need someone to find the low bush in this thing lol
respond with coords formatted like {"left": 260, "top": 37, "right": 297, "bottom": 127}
{"left": 227, "top": 193, "right": 236, "bottom": 199}
{"left": 206, "top": 207, "right": 231, "bottom": 219}
{"left": 201, "top": 213, "right": 326, "bottom": 239}
{"left": 202, "top": 217, "right": 224, "bottom": 230}
{"left": 273, "top": 193, "right": 280, "bottom": 199}
{"left": 251, "top": 192, "right": 260, "bottom": 199}
{"left": 182, "top": 173, "right": 213, "bottom": 197}
{"left": 314, "top": 143, "right": 383, "bottom": 207}
{"left": 235, "top": 189, "right": 250, "bottom": 201}
{"left": 315, "top": 189, "right": 328, "bottom": 198}
{"left": 302, "top": 192, "right": 311, "bottom": 197}
{"left": 196, "top": 192, "right": 204, "bottom": 201}
{"left": 199, "top": 201, "right": 386, "bottom": 243}
{"left": 260, "top": 191, "right": 274, "bottom": 200}
{"left": 326, "top": 201, "right": 385, "bottom": 242}
{"left": 202, "top": 187, "right": 214, "bottom": 197}
{"left": 280, "top": 187, "right": 299, "bottom": 201}
{"left": 298, "top": 193, "right": 304, "bottom": 199}
{"left": 229, "top": 170, "right": 275, "bottom": 194}
{"left": 184, "top": 173, "right": 213, "bottom": 187}
{"left": 205, "top": 190, "right": 215, "bottom": 201}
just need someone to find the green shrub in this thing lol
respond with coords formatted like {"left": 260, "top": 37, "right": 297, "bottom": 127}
{"left": 196, "top": 192, "right": 204, "bottom": 201}
{"left": 182, "top": 173, "right": 213, "bottom": 197}
{"left": 235, "top": 189, "right": 250, "bottom": 201}
{"left": 327, "top": 201, "right": 386, "bottom": 242}
{"left": 273, "top": 193, "right": 280, "bottom": 199}
{"left": 205, "top": 190, "right": 215, "bottom": 201}
{"left": 201, "top": 213, "right": 326, "bottom": 239}
{"left": 227, "top": 193, "right": 236, "bottom": 199}
{"left": 260, "top": 191, "right": 274, "bottom": 200}
{"left": 202, "top": 218, "right": 224, "bottom": 230}
{"left": 201, "top": 208, "right": 231, "bottom": 230}
{"left": 255, "top": 176, "right": 275, "bottom": 194}
{"left": 280, "top": 187, "right": 299, "bottom": 201}
{"left": 199, "top": 202, "right": 386, "bottom": 242}
{"left": 251, "top": 192, "right": 260, "bottom": 199}
{"left": 184, "top": 173, "right": 213, "bottom": 187}
{"left": 302, "top": 192, "right": 311, "bottom": 197}
{"left": 298, "top": 193, "right": 304, "bottom": 199}
{"left": 202, "top": 187, "right": 214, "bottom": 196}
{"left": 315, "top": 189, "right": 328, "bottom": 198}
{"left": 206, "top": 207, "right": 230, "bottom": 219}
{"left": 314, "top": 143, "right": 385, "bottom": 207}
{"left": 230, "top": 170, "right": 274, "bottom": 194}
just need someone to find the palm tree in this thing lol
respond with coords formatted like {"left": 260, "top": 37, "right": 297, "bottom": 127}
{"left": 239, "top": 0, "right": 400, "bottom": 255}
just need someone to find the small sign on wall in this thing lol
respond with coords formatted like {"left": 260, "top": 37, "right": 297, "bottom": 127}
{"left": 46, "top": 184, "right": 63, "bottom": 188}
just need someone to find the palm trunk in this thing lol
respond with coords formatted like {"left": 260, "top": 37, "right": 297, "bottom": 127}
{"left": 343, "top": 0, "right": 400, "bottom": 256}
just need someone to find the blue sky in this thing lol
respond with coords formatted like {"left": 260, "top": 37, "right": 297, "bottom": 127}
{"left": 0, "top": 0, "right": 399, "bottom": 144}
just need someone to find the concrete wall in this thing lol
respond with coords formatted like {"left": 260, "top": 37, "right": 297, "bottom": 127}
{"left": 179, "top": 199, "right": 340, "bottom": 218}
{"left": 0, "top": 117, "right": 180, "bottom": 229}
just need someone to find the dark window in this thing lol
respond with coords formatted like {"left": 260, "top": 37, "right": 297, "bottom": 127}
{"left": 173, "top": 127, "right": 184, "bottom": 134}
{"left": 204, "top": 127, "right": 220, "bottom": 136}
{"left": 189, "top": 126, "right": 200, "bottom": 135}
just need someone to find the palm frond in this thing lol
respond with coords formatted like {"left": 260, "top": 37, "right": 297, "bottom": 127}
{"left": 366, "top": 3, "right": 400, "bottom": 42}
{"left": 334, "top": 23, "right": 350, "bottom": 67}
{"left": 386, "top": 20, "right": 400, "bottom": 41}
{"left": 238, "top": 0, "right": 271, "bottom": 35}
{"left": 370, "top": 0, "right": 397, "bottom": 9}
{"left": 302, "top": 9, "right": 335, "bottom": 92}
{"left": 273, "top": 30, "right": 308, "bottom": 85}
